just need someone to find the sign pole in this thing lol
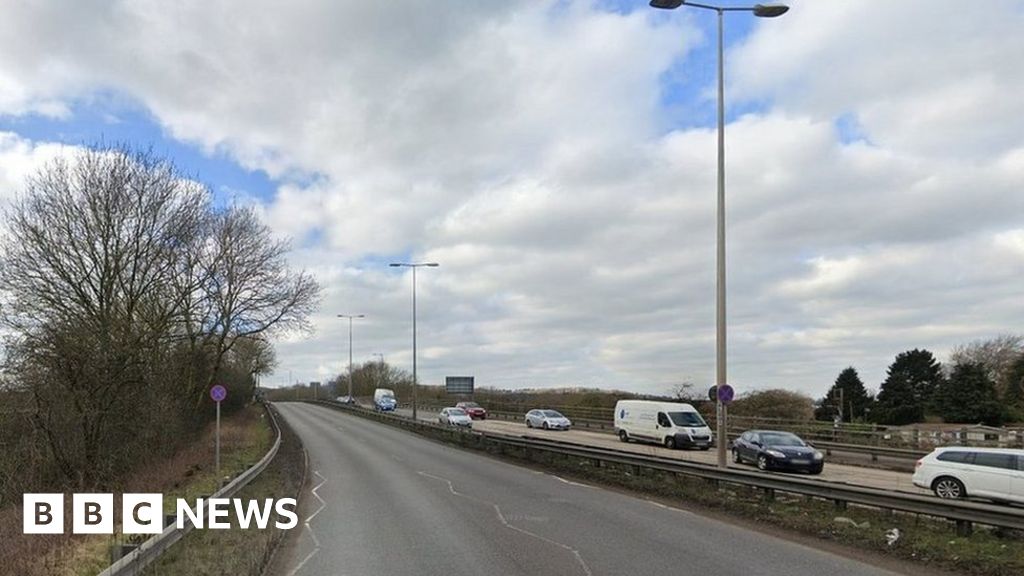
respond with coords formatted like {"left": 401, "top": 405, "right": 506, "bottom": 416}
{"left": 210, "top": 385, "right": 228, "bottom": 482}
{"left": 215, "top": 399, "right": 221, "bottom": 479}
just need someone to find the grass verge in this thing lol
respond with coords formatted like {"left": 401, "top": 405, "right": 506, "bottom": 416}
{"left": 0, "top": 405, "right": 277, "bottom": 576}
{"left": 140, "top": 405, "right": 304, "bottom": 576}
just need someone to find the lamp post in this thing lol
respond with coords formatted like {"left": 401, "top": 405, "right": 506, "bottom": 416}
{"left": 389, "top": 262, "right": 439, "bottom": 420}
{"left": 650, "top": 0, "right": 788, "bottom": 468}
{"left": 337, "top": 314, "right": 365, "bottom": 401}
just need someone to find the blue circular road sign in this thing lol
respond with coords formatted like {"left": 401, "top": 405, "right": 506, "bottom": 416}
{"left": 210, "top": 385, "right": 227, "bottom": 403}
{"left": 717, "top": 384, "right": 735, "bottom": 405}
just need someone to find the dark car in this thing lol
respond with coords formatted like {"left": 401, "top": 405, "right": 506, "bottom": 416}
{"left": 732, "top": 430, "right": 824, "bottom": 474}
{"left": 455, "top": 401, "right": 487, "bottom": 420}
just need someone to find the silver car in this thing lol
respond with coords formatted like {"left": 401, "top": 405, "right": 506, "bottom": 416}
{"left": 525, "top": 409, "right": 572, "bottom": 430}
{"left": 438, "top": 407, "right": 473, "bottom": 428}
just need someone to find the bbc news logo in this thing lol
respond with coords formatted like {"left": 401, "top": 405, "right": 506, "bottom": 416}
{"left": 24, "top": 494, "right": 298, "bottom": 534}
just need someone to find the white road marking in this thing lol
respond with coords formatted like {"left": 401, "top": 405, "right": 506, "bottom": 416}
{"left": 417, "top": 471, "right": 593, "bottom": 576}
{"left": 551, "top": 475, "right": 594, "bottom": 488}
{"left": 288, "top": 470, "right": 328, "bottom": 576}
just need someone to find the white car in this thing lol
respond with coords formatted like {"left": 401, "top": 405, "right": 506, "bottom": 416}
{"left": 525, "top": 409, "right": 572, "bottom": 430}
{"left": 912, "top": 447, "right": 1024, "bottom": 504}
{"left": 438, "top": 407, "right": 473, "bottom": 428}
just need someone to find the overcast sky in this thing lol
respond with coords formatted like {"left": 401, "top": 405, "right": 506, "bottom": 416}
{"left": 1, "top": 0, "right": 1022, "bottom": 398}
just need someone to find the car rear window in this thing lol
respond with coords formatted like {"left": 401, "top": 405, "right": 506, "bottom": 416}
{"left": 937, "top": 451, "right": 973, "bottom": 463}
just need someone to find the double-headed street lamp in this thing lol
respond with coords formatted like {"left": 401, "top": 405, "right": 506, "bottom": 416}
{"left": 337, "top": 314, "right": 365, "bottom": 400}
{"left": 651, "top": 0, "right": 789, "bottom": 468}
{"left": 389, "top": 261, "right": 439, "bottom": 420}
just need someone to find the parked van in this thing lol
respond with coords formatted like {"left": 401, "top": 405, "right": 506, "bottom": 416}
{"left": 912, "top": 447, "right": 1024, "bottom": 504}
{"left": 373, "top": 388, "right": 397, "bottom": 412}
{"left": 614, "top": 400, "right": 713, "bottom": 450}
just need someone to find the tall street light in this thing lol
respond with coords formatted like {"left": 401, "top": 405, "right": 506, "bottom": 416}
{"left": 337, "top": 314, "right": 365, "bottom": 400}
{"left": 651, "top": 0, "right": 789, "bottom": 468}
{"left": 389, "top": 262, "right": 439, "bottom": 420}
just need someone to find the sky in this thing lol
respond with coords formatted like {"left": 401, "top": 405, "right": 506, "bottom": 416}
{"left": 0, "top": 0, "right": 1022, "bottom": 398}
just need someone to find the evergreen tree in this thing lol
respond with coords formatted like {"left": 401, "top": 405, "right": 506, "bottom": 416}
{"left": 815, "top": 367, "right": 871, "bottom": 421}
{"left": 934, "top": 362, "right": 1003, "bottom": 426}
{"left": 873, "top": 349, "right": 943, "bottom": 425}
{"left": 1003, "top": 355, "right": 1024, "bottom": 420}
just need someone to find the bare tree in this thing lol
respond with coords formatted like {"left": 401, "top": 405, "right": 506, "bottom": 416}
{"left": 0, "top": 145, "right": 319, "bottom": 488}
{"left": 670, "top": 381, "right": 700, "bottom": 402}
{"left": 0, "top": 146, "right": 208, "bottom": 486}
{"left": 949, "top": 334, "right": 1024, "bottom": 396}
{"left": 181, "top": 205, "right": 319, "bottom": 407}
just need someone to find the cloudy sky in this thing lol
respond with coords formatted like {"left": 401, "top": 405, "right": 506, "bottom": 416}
{"left": 1, "top": 0, "right": 1022, "bottom": 398}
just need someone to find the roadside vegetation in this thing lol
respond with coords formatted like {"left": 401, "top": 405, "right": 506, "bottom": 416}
{"left": 141, "top": 405, "right": 305, "bottom": 576}
{"left": 0, "top": 144, "right": 318, "bottom": 575}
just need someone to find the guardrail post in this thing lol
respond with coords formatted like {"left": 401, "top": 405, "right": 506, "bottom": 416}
{"left": 956, "top": 519, "right": 973, "bottom": 537}
{"left": 833, "top": 499, "right": 847, "bottom": 511}
{"left": 762, "top": 487, "right": 775, "bottom": 502}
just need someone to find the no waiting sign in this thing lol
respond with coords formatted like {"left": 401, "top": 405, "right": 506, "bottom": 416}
{"left": 445, "top": 376, "right": 474, "bottom": 395}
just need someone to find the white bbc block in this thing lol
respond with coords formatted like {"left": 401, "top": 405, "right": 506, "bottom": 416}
{"left": 73, "top": 493, "right": 114, "bottom": 534}
{"left": 123, "top": 494, "right": 164, "bottom": 534}
{"left": 23, "top": 494, "right": 64, "bottom": 534}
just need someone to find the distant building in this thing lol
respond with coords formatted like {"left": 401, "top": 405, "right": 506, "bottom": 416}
{"left": 883, "top": 423, "right": 1021, "bottom": 447}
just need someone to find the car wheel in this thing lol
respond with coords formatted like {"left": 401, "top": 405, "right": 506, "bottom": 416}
{"left": 664, "top": 436, "right": 676, "bottom": 450}
{"left": 732, "top": 449, "right": 742, "bottom": 464}
{"left": 526, "top": 419, "right": 533, "bottom": 428}
{"left": 542, "top": 422, "right": 549, "bottom": 430}
{"left": 933, "top": 476, "right": 966, "bottom": 500}
{"left": 757, "top": 454, "right": 769, "bottom": 471}
{"left": 618, "top": 430, "right": 629, "bottom": 442}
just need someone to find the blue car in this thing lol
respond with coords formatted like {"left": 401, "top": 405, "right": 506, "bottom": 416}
{"left": 732, "top": 430, "right": 824, "bottom": 474}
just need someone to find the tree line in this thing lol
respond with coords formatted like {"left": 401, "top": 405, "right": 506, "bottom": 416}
{"left": 815, "top": 335, "right": 1024, "bottom": 426}
{"left": 0, "top": 145, "right": 318, "bottom": 498}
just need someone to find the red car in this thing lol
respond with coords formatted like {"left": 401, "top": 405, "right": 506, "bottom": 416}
{"left": 456, "top": 401, "right": 487, "bottom": 420}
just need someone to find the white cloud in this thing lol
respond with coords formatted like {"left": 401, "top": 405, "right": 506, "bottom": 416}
{"left": 0, "top": 133, "right": 77, "bottom": 202}
{"left": 1, "top": 1, "right": 1022, "bottom": 398}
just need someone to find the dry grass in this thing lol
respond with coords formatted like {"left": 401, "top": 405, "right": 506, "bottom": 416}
{"left": 0, "top": 405, "right": 273, "bottom": 576}
{"left": 140, "top": 406, "right": 305, "bottom": 576}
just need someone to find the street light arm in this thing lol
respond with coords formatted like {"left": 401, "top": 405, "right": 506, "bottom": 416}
{"left": 650, "top": 1, "right": 788, "bottom": 16}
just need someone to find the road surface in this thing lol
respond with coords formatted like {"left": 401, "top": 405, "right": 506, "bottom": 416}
{"left": 273, "top": 402, "right": 908, "bottom": 576}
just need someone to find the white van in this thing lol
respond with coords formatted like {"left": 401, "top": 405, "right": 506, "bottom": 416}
{"left": 614, "top": 400, "right": 713, "bottom": 450}
{"left": 912, "top": 447, "right": 1024, "bottom": 504}
{"left": 373, "top": 388, "right": 397, "bottom": 412}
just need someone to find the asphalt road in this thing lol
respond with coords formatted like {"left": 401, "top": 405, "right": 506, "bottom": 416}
{"left": 273, "top": 402, "right": 907, "bottom": 576}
